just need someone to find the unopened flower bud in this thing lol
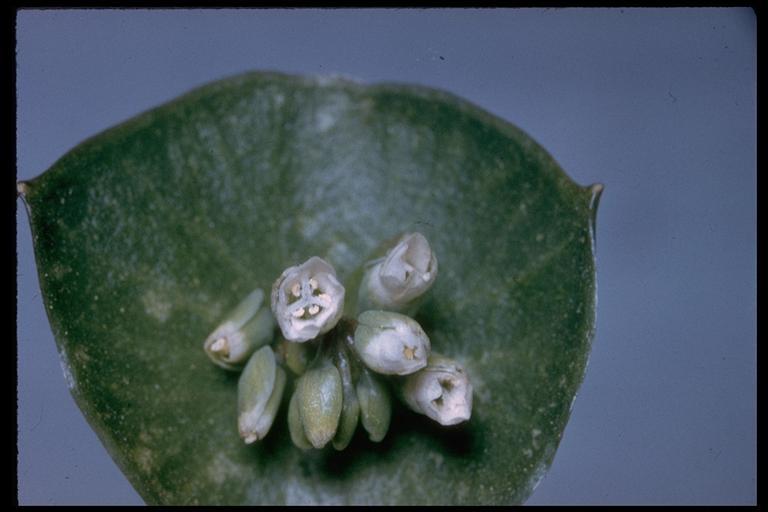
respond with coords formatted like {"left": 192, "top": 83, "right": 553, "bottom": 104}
{"left": 358, "top": 232, "right": 437, "bottom": 313}
{"left": 297, "top": 359, "right": 343, "bottom": 449}
{"left": 356, "top": 367, "right": 392, "bottom": 442}
{"left": 204, "top": 288, "right": 274, "bottom": 371}
{"left": 238, "top": 346, "right": 285, "bottom": 443}
{"left": 288, "top": 388, "right": 312, "bottom": 450}
{"left": 400, "top": 352, "right": 473, "bottom": 426}
{"left": 353, "top": 310, "right": 430, "bottom": 375}
{"left": 332, "top": 349, "right": 360, "bottom": 451}
{"left": 271, "top": 257, "right": 345, "bottom": 342}
{"left": 276, "top": 336, "right": 313, "bottom": 376}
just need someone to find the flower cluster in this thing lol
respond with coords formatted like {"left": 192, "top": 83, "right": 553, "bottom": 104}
{"left": 203, "top": 232, "right": 473, "bottom": 449}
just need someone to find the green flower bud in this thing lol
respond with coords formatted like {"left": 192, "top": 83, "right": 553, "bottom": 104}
{"left": 356, "top": 367, "right": 392, "bottom": 443}
{"left": 358, "top": 232, "right": 437, "bottom": 314}
{"left": 246, "top": 367, "right": 286, "bottom": 443}
{"left": 276, "top": 336, "right": 313, "bottom": 376}
{"left": 332, "top": 349, "right": 360, "bottom": 451}
{"left": 297, "top": 359, "right": 343, "bottom": 449}
{"left": 204, "top": 288, "right": 274, "bottom": 371}
{"left": 288, "top": 388, "right": 312, "bottom": 450}
{"left": 353, "top": 310, "right": 430, "bottom": 375}
{"left": 271, "top": 256, "right": 345, "bottom": 342}
{"left": 237, "top": 346, "right": 282, "bottom": 443}
{"left": 400, "top": 352, "right": 473, "bottom": 426}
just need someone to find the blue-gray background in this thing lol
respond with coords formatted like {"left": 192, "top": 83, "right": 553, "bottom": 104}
{"left": 16, "top": 8, "right": 756, "bottom": 505}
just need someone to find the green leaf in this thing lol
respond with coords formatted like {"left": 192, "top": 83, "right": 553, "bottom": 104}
{"left": 18, "top": 71, "right": 601, "bottom": 505}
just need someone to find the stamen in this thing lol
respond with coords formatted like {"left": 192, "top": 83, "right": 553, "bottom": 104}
{"left": 210, "top": 337, "right": 229, "bottom": 354}
{"left": 271, "top": 256, "right": 345, "bottom": 342}
{"left": 403, "top": 346, "right": 416, "bottom": 360}
{"left": 308, "top": 304, "right": 320, "bottom": 315}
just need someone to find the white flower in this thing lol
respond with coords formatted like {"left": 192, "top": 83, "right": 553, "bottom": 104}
{"left": 359, "top": 232, "right": 437, "bottom": 313}
{"left": 203, "top": 288, "right": 274, "bottom": 371}
{"left": 400, "top": 353, "right": 473, "bottom": 426}
{"left": 353, "top": 310, "right": 431, "bottom": 375}
{"left": 271, "top": 256, "right": 345, "bottom": 342}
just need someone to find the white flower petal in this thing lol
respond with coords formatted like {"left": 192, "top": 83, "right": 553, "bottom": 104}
{"left": 271, "top": 256, "right": 345, "bottom": 342}
{"left": 401, "top": 353, "right": 473, "bottom": 426}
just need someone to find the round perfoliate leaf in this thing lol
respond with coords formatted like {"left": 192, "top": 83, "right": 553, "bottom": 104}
{"left": 18, "top": 71, "right": 601, "bottom": 505}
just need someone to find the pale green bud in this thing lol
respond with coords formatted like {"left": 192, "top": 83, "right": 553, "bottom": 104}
{"left": 288, "top": 388, "right": 312, "bottom": 450}
{"left": 332, "top": 349, "right": 360, "bottom": 451}
{"left": 358, "top": 232, "right": 437, "bottom": 314}
{"left": 277, "top": 336, "right": 313, "bottom": 376}
{"left": 237, "top": 346, "right": 283, "bottom": 443}
{"left": 353, "top": 310, "right": 430, "bottom": 375}
{"left": 246, "top": 367, "right": 286, "bottom": 443}
{"left": 297, "top": 359, "right": 343, "bottom": 449}
{"left": 271, "top": 256, "right": 345, "bottom": 342}
{"left": 356, "top": 367, "right": 392, "bottom": 443}
{"left": 204, "top": 288, "right": 275, "bottom": 371}
{"left": 400, "top": 352, "right": 473, "bottom": 426}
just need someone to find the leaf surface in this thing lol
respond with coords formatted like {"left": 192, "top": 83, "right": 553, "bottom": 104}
{"left": 20, "top": 72, "right": 601, "bottom": 505}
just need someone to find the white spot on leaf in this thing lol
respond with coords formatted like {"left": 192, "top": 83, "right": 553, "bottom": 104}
{"left": 58, "top": 350, "right": 76, "bottom": 390}
{"left": 135, "top": 446, "right": 153, "bottom": 474}
{"left": 142, "top": 289, "right": 172, "bottom": 323}
{"left": 207, "top": 452, "right": 246, "bottom": 486}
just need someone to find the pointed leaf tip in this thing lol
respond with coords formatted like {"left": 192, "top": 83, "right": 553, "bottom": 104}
{"left": 589, "top": 183, "right": 604, "bottom": 212}
{"left": 17, "top": 181, "right": 30, "bottom": 199}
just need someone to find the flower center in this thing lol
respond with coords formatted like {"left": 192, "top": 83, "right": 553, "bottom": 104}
{"left": 286, "top": 275, "right": 333, "bottom": 320}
